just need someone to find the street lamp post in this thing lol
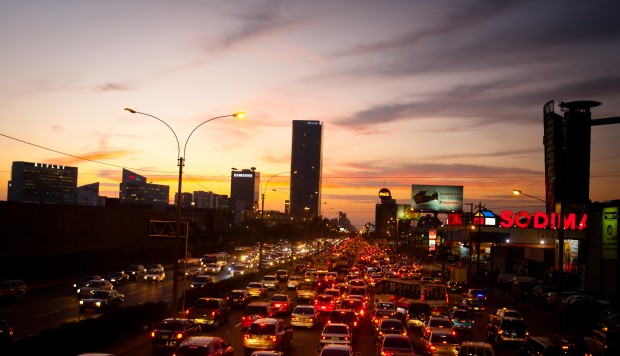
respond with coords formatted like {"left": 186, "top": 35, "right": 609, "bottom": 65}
{"left": 124, "top": 108, "right": 245, "bottom": 318}
{"left": 512, "top": 189, "right": 546, "bottom": 204}
{"left": 259, "top": 171, "right": 293, "bottom": 268}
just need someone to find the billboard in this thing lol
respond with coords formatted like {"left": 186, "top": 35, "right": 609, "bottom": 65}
{"left": 396, "top": 204, "right": 419, "bottom": 220}
{"left": 411, "top": 185, "right": 463, "bottom": 213}
{"left": 603, "top": 207, "right": 618, "bottom": 260}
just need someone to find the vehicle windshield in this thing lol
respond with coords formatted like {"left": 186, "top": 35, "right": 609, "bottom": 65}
{"left": 195, "top": 299, "right": 220, "bottom": 308}
{"left": 248, "top": 323, "right": 276, "bottom": 335}
{"left": 501, "top": 320, "right": 527, "bottom": 334}
{"left": 383, "top": 337, "right": 412, "bottom": 349}
{"left": 293, "top": 307, "right": 315, "bottom": 315}
{"left": 233, "top": 265, "right": 245, "bottom": 271}
{"left": 429, "top": 318, "right": 453, "bottom": 328}
{"left": 248, "top": 283, "right": 263, "bottom": 288}
{"left": 452, "top": 310, "right": 470, "bottom": 319}
{"left": 376, "top": 303, "right": 395, "bottom": 310}
{"left": 245, "top": 306, "right": 268, "bottom": 315}
{"left": 329, "top": 311, "right": 355, "bottom": 323}
{"left": 271, "top": 295, "right": 288, "bottom": 301}
{"left": 263, "top": 276, "right": 276, "bottom": 281}
{"left": 289, "top": 276, "right": 300, "bottom": 281}
{"left": 193, "top": 276, "right": 209, "bottom": 282}
{"left": 381, "top": 320, "right": 404, "bottom": 330}
{"left": 317, "top": 295, "right": 334, "bottom": 302}
{"left": 320, "top": 349, "right": 351, "bottom": 356}
{"left": 505, "top": 311, "right": 522, "bottom": 319}
{"left": 324, "top": 325, "right": 349, "bottom": 334}
{"left": 230, "top": 292, "right": 245, "bottom": 297}
{"left": 92, "top": 290, "right": 110, "bottom": 298}
{"left": 157, "top": 320, "right": 187, "bottom": 331}
{"left": 430, "top": 332, "right": 459, "bottom": 344}
{"left": 340, "top": 300, "right": 362, "bottom": 309}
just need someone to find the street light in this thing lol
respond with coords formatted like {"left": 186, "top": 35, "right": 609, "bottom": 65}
{"left": 512, "top": 189, "right": 546, "bottom": 204}
{"left": 259, "top": 170, "right": 294, "bottom": 267}
{"left": 124, "top": 107, "right": 245, "bottom": 318}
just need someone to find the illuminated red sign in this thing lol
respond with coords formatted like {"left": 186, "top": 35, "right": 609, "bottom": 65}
{"left": 499, "top": 210, "right": 587, "bottom": 230}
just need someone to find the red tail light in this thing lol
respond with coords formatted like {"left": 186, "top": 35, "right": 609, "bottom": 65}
{"left": 150, "top": 331, "right": 156, "bottom": 338}
{"left": 270, "top": 335, "right": 277, "bottom": 341}
{"left": 244, "top": 334, "right": 249, "bottom": 339}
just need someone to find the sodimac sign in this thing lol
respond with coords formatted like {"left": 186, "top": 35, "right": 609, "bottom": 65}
{"left": 499, "top": 210, "right": 587, "bottom": 230}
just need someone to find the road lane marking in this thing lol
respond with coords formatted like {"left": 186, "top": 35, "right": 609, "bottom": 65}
{"left": 235, "top": 322, "right": 241, "bottom": 327}
{"left": 34, "top": 310, "right": 60, "bottom": 318}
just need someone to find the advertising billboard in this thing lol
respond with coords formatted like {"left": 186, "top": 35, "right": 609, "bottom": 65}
{"left": 411, "top": 185, "right": 463, "bottom": 213}
{"left": 603, "top": 207, "right": 618, "bottom": 260}
{"left": 396, "top": 204, "right": 419, "bottom": 220}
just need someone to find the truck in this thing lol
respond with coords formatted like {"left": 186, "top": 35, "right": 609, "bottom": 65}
{"left": 295, "top": 282, "right": 316, "bottom": 302}
{"left": 184, "top": 297, "right": 230, "bottom": 329}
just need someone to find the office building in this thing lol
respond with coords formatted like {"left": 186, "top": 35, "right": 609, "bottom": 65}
{"left": 230, "top": 168, "right": 259, "bottom": 211}
{"left": 77, "top": 182, "right": 104, "bottom": 206}
{"left": 7, "top": 161, "right": 78, "bottom": 204}
{"left": 290, "top": 120, "right": 323, "bottom": 220}
{"left": 119, "top": 168, "right": 169, "bottom": 210}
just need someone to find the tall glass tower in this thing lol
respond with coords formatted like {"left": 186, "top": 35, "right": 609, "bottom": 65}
{"left": 290, "top": 120, "right": 323, "bottom": 220}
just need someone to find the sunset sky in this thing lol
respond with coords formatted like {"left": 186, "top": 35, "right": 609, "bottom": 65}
{"left": 1, "top": 1, "right": 619, "bottom": 228}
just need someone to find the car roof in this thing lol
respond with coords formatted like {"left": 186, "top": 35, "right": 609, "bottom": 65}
{"left": 248, "top": 302, "right": 270, "bottom": 306}
{"left": 460, "top": 341, "right": 493, "bottom": 348}
{"left": 180, "top": 336, "right": 218, "bottom": 346}
{"left": 252, "top": 318, "right": 280, "bottom": 324}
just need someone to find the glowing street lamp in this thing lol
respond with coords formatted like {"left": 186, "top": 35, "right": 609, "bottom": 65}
{"left": 512, "top": 189, "right": 546, "bottom": 204}
{"left": 124, "top": 107, "right": 245, "bottom": 318}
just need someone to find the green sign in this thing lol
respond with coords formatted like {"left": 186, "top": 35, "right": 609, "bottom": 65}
{"left": 603, "top": 207, "right": 618, "bottom": 260}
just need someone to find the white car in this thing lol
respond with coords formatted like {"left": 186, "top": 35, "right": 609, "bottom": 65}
{"left": 287, "top": 276, "right": 302, "bottom": 290}
{"left": 290, "top": 305, "right": 320, "bottom": 329}
{"left": 320, "top": 323, "right": 352, "bottom": 346}
{"left": 203, "top": 263, "right": 221, "bottom": 274}
{"left": 144, "top": 268, "right": 166, "bottom": 283}
{"left": 262, "top": 275, "right": 280, "bottom": 290}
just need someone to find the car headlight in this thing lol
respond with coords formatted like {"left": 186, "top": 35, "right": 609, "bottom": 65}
{"left": 95, "top": 302, "right": 102, "bottom": 307}
{"left": 79, "top": 300, "right": 84, "bottom": 305}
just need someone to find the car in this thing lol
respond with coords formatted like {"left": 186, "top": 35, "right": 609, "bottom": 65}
{"left": 463, "top": 288, "right": 489, "bottom": 301}
{"left": 247, "top": 282, "right": 268, "bottom": 298}
{"left": 443, "top": 307, "right": 474, "bottom": 331}
{"left": 73, "top": 275, "right": 103, "bottom": 291}
{"left": 488, "top": 308, "right": 523, "bottom": 323}
{"left": 369, "top": 273, "right": 384, "bottom": 286}
{"left": 230, "top": 263, "right": 247, "bottom": 277}
{"left": 597, "top": 312, "right": 620, "bottom": 331}
{"left": 78, "top": 289, "right": 124, "bottom": 313}
{"left": 327, "top": 309, "right": 359, "bottom": 333}
{"left": 406, "top": 302, "right": 432, "bottom": 328}
{"left": 455, "top": 297, "right": 486, "bottom": 313}
{"left": 0, "top": 319, "right": 13, "bottom": 347}
{"left": 76, "top": 279, "right": 114, "bottom": 299}
{"left": 377, "top": 334, "right": 415, "bottom": 356}
{"left": 251, "top": 351, "right": 285, "bottom": 356}
{"left": 269, "top": 294, "right": 293, "bottom": 314}
{"left": 243, "top": 318, "right": 293, "bottom": 356}
{"left": 487, "top": 316, "right": 528, "bottom": 346}
{"left": 323, "top": 288, "right": 343, "bottom": 305}
{"left": 295, "top": 264, "right": 307, "bottom": 274}
{"left": 423, "top": 316, "right": 455, "bottom": 338}
{"left": 144, "top": 268, "right": 166, "bottom": 283}
{"left": 174, "top": 336, "right": 234, "bottom": 356}
{"left": 202, "top": 263, "right": 221, "bottom": 275}
{"left": 339, "top": 298, "right": 366, "bottom": 320}
{"left": 230, "top": 289, "right": 252, "bottom": 308}
{"left": 185, "top": 297, "right": 230, "bottom": 329}
{"left": 420, "top": 330, "right": 461, "bottom": 356}
{"left": 0, "top": 279, "right": 27, "bottom": 300}
{"left": 296, "top": 282, "right": 317, "bottom": 301}
{"left": 320, "top": 323, "right": 352, "bottom": 346}
{"left": 531, "top": 285, "right": 558, "bottom": 305}
{"left": 519, "top": 335, "right": 578, "bottom": 356}
{"left": 458, "top": 341, "right": 495, "bottom": 356}
{"left": 262, "top": 275, "right": 280, "bottom": 290}
{"left": 318, "top": 344, "right": 356, "bottom": 356}
{"left": 315, "top": 294, "right": 337, "bottom": 313}
{"left": 126, "top": 264, "right": 147, "bottom": 280}
{"left": 291, "top": 305, "right": 321, "bottom": 329}
{"left": 190, "top": 275, "right": 212, "bottom": 288}
{"left": 276, "top": 270, "right": 289, "bottom": 282}
{"left": 150, "top": 318, "right": 201, "bottom": 349}
{"left": 147, "top": 263, "right": 165, "bottom": 272}
{"left": 376, "top": 318, "right": 407, "bottom": 340}
{"left": 287, "top": 276, "right": 302, "bottom": 290}
{"left": 584, "top": 329, "right": 619, "bottom": 356}
{"left": 241, "top": 302, "right": 276, "bottom": 329}
{"left": 105, "top": 271, "right": 129, "bottom": 286}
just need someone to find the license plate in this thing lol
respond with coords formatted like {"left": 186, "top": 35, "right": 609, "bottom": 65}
{"left": 331, "top": 337, "right": 339, "bottom": 340}
{"left": 161, "top": 335, "right": 170, "bottom": 340}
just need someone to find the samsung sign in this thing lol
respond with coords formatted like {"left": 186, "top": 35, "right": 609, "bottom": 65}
{"left": 233, "top": 173, "right": 253, "bottom": 178}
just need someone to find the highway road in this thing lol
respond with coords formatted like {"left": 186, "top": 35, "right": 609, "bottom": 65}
{"left": 1, "top": 261, "right": 590, "bottom": 356}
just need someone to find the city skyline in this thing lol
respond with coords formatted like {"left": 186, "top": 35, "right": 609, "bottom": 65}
{"left": 1, "top": 1, "right": 620, "bottom": 227}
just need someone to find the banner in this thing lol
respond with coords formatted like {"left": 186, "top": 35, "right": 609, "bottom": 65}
{"left": 411, "top": 185, "right": 463, "bottom": 213}
{"left": 603, "top": 207, "right": 618, "bottom": 260}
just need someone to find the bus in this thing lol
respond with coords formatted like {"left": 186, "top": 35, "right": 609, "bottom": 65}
{"left": 177, "top": 258, "right": 202, "bottom": 280}
{"left": 374, "top": 277, "right": 449, "bottom": 316}
{"left": 314, "top": 255, "right": 332, "bottom": 271}
{"left": 201, "top": 253, "right": 228, "bottom": 268}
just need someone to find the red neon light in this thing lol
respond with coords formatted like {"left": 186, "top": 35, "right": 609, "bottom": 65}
{"left": 499, "top": 210, "right": 587, "bottom": 230}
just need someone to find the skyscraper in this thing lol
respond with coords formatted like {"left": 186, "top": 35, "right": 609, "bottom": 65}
{"left": 230, "top": 168, "right": 260, "bottom": 212}
{"left": 290, "top": 120, "right": 323, "bottom": 219}
{"left": 119, "top": 168, "right": 169, "bottom": 210}
{"left": 8, "top": 161, "right": 78, "bottom": 204}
